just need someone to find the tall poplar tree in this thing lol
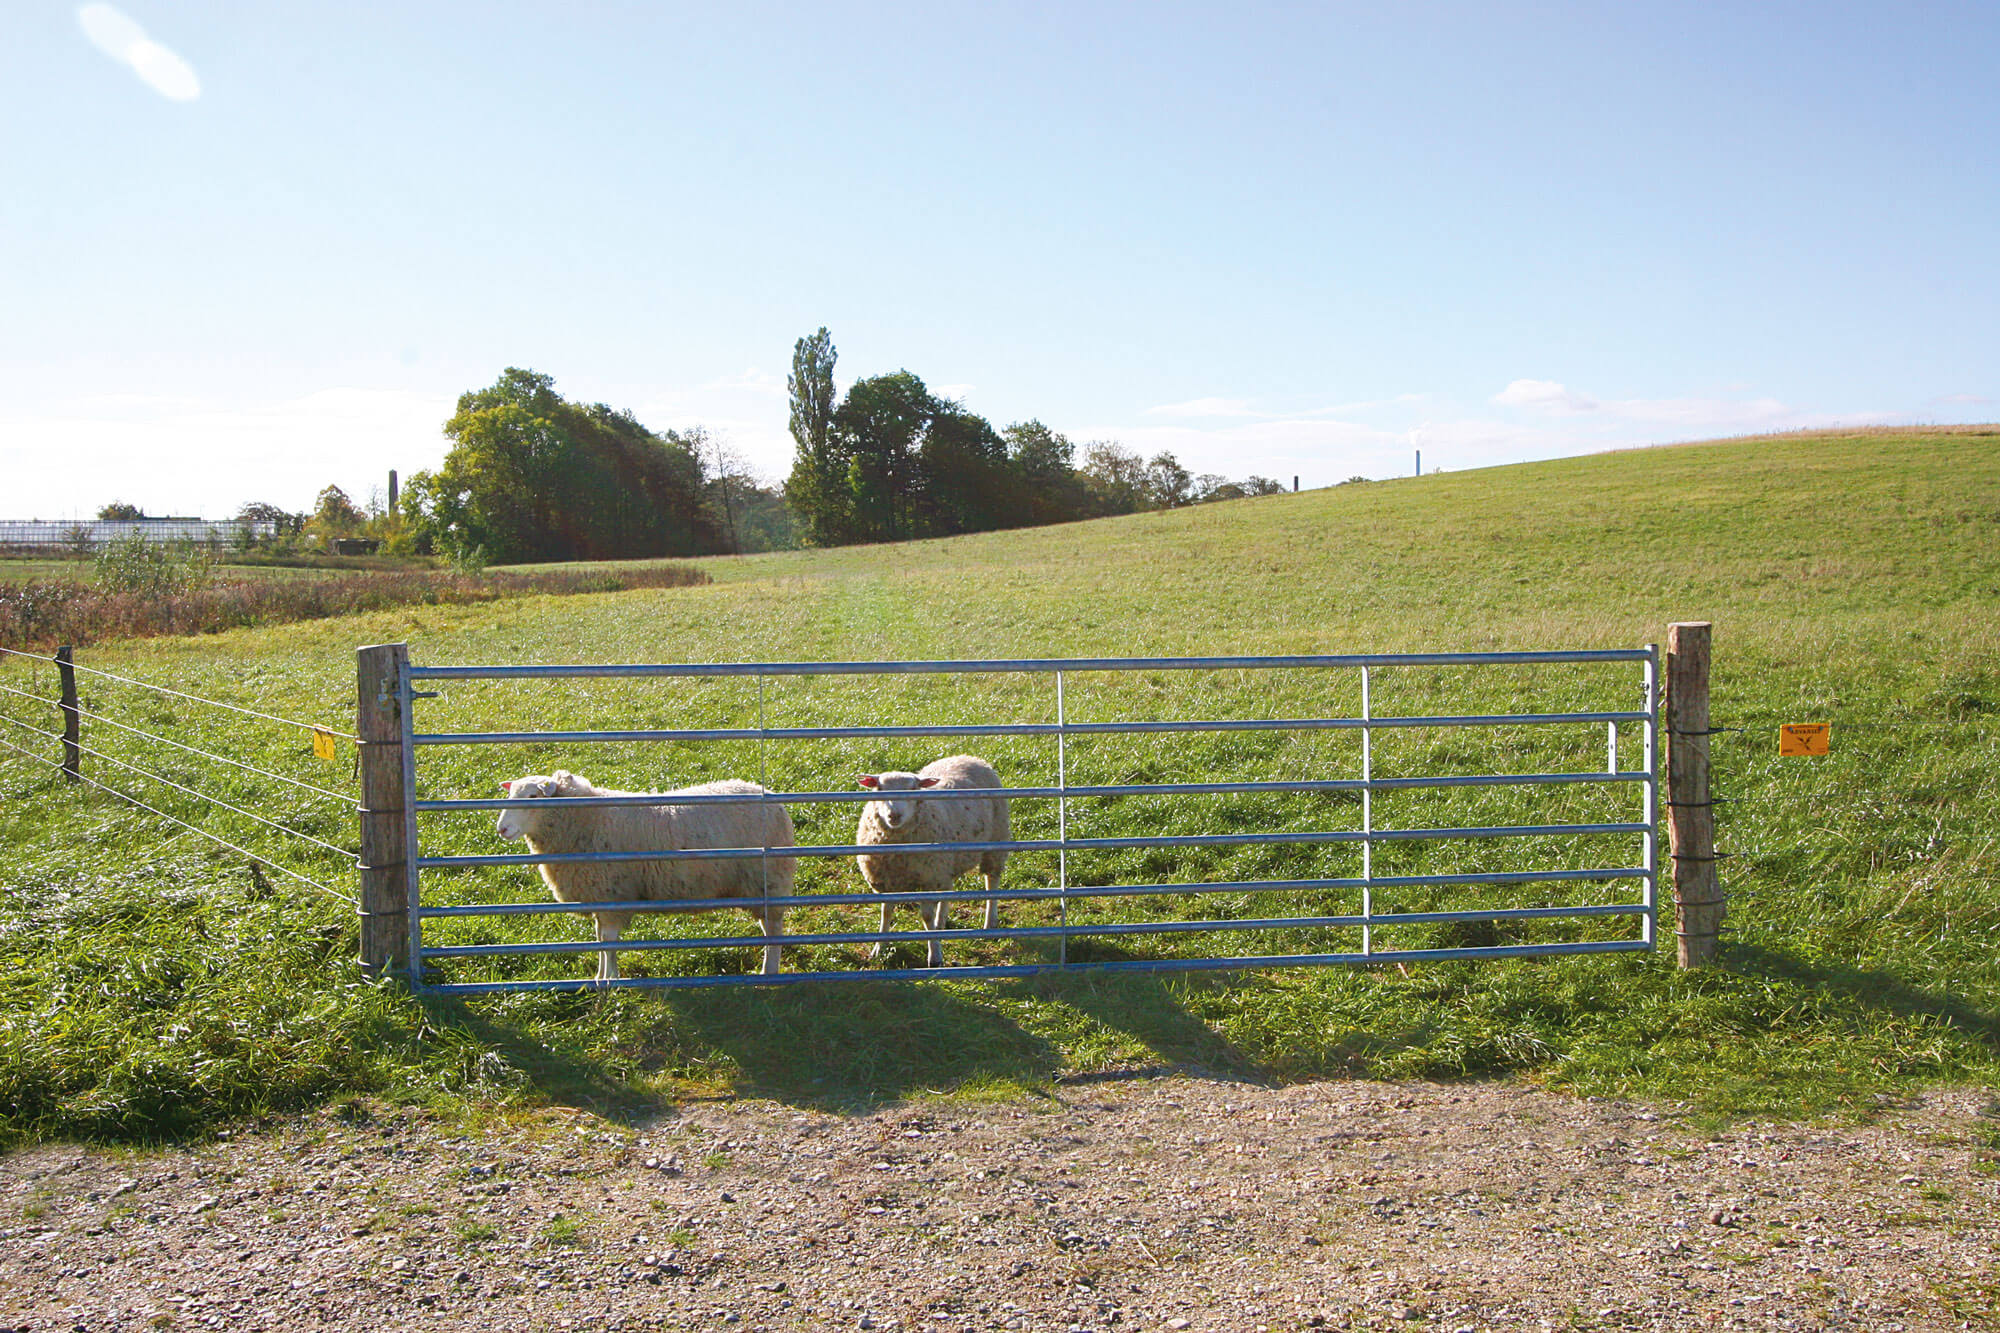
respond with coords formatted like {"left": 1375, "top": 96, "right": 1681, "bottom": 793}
{"left": 784, "top": 328, "right": 845, "bottom": 545}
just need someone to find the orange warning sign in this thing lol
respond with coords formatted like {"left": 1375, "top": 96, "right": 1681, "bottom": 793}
{"left": 1778, "top": 723, "right": 1830, "bottom": 757}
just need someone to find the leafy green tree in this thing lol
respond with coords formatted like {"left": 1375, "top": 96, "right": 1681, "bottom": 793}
{"left": 833, "top": 370, "right": 938, "bottom": 543}
{"left": 1002, "top": 420, "right": 1089, "bottom": 526}
{"left": 235, "top": 501, "right": 303, "bottom": 535}
{"left": 1144, "top": 453, "right": 1194, "bottom": 509}
{"left": 785, "top": 328, "right": 844, "bottom": 545}
{"left": 916, "top": 407, "right": 1010, "bottom": 536}
{"left": 402, "top": 368, "right": 722, "bottom": 563}
{"left": 310, "top": 485, "right": 366, "bottom": 537}
{"left": 1080, "top": 441, "right": 1149, "bottom": 515}
{"left": 96, "top": 501, "right": 145, "bottom": 521}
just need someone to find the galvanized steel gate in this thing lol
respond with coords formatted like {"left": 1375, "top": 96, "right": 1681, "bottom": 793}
{"left": 395, "top": 650, "right": 1659, "bottom": 994}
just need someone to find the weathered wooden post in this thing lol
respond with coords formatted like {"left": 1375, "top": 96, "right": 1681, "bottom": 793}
{"left": 1666, "top": 621, "right": 1722, "bottom": 966}
{"left": 54, "top": 645, "right": 80, "bottom": 783}
{"left": 356, "top": 642, "right": 411, "bottom": 976}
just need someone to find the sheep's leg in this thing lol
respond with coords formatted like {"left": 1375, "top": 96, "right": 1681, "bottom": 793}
{"left": 595, "top": 917, "right": 622, "bottom": 985}
{"left": 925, "top": 896, "right": 947, "bottom": 968}
{"left": 982, "top": 867, "right": 1001, "bottom": 932}
{"left": 868, "top": 898, "right": 894, "bottom": 961}
{"left": 758, "top": 908, "right": 784, "bottom": 976}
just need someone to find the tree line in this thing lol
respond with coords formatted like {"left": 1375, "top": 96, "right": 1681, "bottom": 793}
{"left": 784, "top": 328, "right": 1285, "bottom": 547}
{"left": 101, "top": 345, "right": 1292, "bottom": 566}
{"left": 394, "top": 369, "right": 791, "bottom": 564}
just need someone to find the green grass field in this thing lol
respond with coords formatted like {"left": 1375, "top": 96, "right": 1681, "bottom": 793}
{"left": 2, "top": 425, "right": 1997, "bottom": 1144}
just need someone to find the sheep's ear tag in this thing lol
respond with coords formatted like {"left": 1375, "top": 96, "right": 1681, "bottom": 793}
{"left": 857, "top": 775, "right": 880, "bottom": 789}
{"left": 498, "top": 781, "right": 512, "bottom": 794}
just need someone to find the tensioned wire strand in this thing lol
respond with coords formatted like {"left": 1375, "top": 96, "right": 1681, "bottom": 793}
{"left": 0, "top": 675, "right": 353, "bottom": 801}
{"left": 0, "top": 645, "right": 358, "bottom": 741}
{"left": 74, "top": 708, "right": 353, "bottom": 803}
{"left": 0, "top": 732, "right": 356, "bottom": 906}
{"left": 0, "top": 712, "right": 357, "bottom": 859}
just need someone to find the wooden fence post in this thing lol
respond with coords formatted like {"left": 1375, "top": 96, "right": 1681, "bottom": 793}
{"left": 357, "top": 643, "right": 411, "bottom": 976}
{"left": 1666, "top": 621, "right": 1722, "bottom": 966}
{"left": 54, "top": 645, "right": 80, "bottom": 783}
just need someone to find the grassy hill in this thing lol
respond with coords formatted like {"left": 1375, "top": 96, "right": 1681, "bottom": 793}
{"left": 2, "top": 426, "right": 1996, "bottom": 1143}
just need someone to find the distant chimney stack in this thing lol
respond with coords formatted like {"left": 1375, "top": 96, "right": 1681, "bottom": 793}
{"left": 388, "top": 470, "right": 399, "bottom": 510}
{"left": 1292, "top": 475, "right": 1299, "bottom": 492}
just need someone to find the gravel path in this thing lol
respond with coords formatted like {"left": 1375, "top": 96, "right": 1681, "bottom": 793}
{"left": 3, "top": 1077, "right": 1997, "bottom": 1332}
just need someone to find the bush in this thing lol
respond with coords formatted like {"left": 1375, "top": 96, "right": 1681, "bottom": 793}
{"left": 92, "top": 537, "right": 214, "bottom": 598}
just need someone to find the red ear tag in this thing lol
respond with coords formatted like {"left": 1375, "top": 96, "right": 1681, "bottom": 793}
{"left": 858, "top": 775, "right": 880, "bottom": 789}
{"left": 498, "top": 781, "right": 511, "bottom": 793}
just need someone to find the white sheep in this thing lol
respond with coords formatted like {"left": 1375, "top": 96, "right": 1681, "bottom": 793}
{"left": 496, "top": 770, "right": 793, "bottom": 982}
{"left": 854, "top": 754, "right": 1009, "bottom": 967}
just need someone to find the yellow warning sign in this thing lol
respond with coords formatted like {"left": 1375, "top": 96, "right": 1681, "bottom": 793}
{"left": 312, "top": 728, "right": 339, "bottom": 763}
{"left": 1778, "top": 723, "right": 1830, "bottom": 757}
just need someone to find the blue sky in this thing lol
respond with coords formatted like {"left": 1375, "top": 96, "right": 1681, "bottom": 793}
{"left": 5, "top": 2, "right": 1996, "bottom": 518}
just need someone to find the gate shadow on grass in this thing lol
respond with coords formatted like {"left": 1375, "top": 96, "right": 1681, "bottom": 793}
{"left": 427, "top": 949, "right": 1280, "bottom": 1119}
{"left": 1729, "top": 942, "right": 2000, "bottom": 1048}
{"left": 421, "top": 997, "right": 669, "bottom": 1123}
{"left": 657, "top": 979, "right": 1060, "bottom": 1113}
{"left": 997, "top": 939, "right": 1275, "bottom": 1086}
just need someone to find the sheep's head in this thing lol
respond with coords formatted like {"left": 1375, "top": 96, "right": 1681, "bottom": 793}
{"left": 496, "top": 770, "right": 588, "bottom": 840}
{"left": 857, "top": 771, "right": 940, "bottom": 832}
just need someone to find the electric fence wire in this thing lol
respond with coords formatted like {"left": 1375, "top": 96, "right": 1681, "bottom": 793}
{"left": 0, "top": 668, "right": 354, "bottom": 801}
{"left": 73, "top": 708, "right": 353, "bottom": 803}
{"left": 0, "top": 711, "right": 357, "bottom": 859}
{"left": 0, "top": 732, "right": 357, "bottom": 906}
{"left": 0, "top": 645, "right": 359, "bottom": 741}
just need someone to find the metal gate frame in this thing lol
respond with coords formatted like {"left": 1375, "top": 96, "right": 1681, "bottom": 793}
{"left": 394, "top": 649, "right": 1659, "bottom": 994}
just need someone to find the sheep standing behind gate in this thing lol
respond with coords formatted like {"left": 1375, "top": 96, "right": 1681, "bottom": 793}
{"left": 855, "top": 754, "right": 1009, "bottom": 967}
{"left": 495, "top": 770, "right": 793, "bottom": 982}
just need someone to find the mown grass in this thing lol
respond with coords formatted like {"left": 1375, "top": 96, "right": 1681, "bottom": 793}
{"left": 2, "top": 426, "right": 1997, "bottom": 1143}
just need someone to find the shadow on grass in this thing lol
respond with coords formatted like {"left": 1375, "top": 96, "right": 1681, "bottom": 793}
{"left": 422, "top": 997, "right": 667, "bottom": 1125}
{"left": 660, "top": 979, "right": 1059, "bottom": 1113}
{"left": 1001, "top": 939, "right": 1274, "bottom": 1086}
{"left": 1729, "top": 942, "right": 2000, "bottom": 1047}
{"left": 426, "top": 945, "right": 1279, "bottom": 1120}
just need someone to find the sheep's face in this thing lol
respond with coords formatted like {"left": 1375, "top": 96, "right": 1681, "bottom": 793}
{"left": 496, "top": 771, "right": 583, "bottom": 840}
{"left": 857, "top": 771, "right": 940, "bottom": 832}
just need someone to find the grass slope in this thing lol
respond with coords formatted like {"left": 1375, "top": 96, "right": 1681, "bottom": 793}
{"left": 2, "top": 427, "right": 1997, "bottom": 1142}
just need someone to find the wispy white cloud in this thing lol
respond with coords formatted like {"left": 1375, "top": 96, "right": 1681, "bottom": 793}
{"left": 1935, "top": 392, "right": 1993, "bottom": 406}
{"left": 1493, "top": 379, "right": 1599, "bottom": 413}
{"left": 77, "top": 4, "right": 201, "bottom": 102}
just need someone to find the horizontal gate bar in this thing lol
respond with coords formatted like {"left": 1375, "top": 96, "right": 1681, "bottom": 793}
{"left": 415, "top": 822, "right": 1649, "bottom": 870}
{"left": 417, "top": 939, "right": 1653, "bottom": 993}
{"left": 418, "top": 902, "right": 1648, "bottom": 958}
{"left": 419, "top": 770, "right": 1651, "bottom": 812}
{"left": 413, "top": 711, "right": 1650, "bottom": 746}
{"left": 415, "top": 867, "right": 1649, "bottom": 917}
{"left": 409, "top": 650, "right": 1654, "bottom": 681}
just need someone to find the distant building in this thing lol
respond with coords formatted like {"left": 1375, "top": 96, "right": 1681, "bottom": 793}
{"left": 0, "top": 518, "right": 277, "bottom": 550}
